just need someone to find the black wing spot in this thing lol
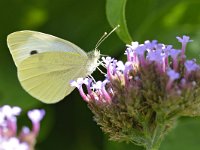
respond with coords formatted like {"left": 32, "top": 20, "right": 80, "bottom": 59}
{"left": 30, "top": 50, "right": 38, "bottom": 55}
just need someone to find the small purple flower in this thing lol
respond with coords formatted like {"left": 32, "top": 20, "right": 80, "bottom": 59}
{"left": 101, "top": 79, "right": 112, "bottom": 103}
{"left": 28, "top": 109, "right": 45, "bottom": 123}
{"left": 166, "top": 69, "right": 180, "bottom": 90}
{"left": 83, "top": 78, "right": 93, "bottom": 95}
{"left": 91, "top": 80, "right": 111, "bottom": 103}
{"left": 70, "top": 78, "right": 89, "bottom": 101}
{"left": 184, "top": 60, "right": 200, "bottom": 79}
{"left": 125, "top": 42, "right": 139, "bottom": 64}
{"left": 167, "top": 69, "right": 180, "bottom": 81}
{"left": 169, "top": 49, "right": 181, "bottom": 59}
{"left": 176, "top": 35, "right": 193, "bottom": 43}
{"left": 184, "top": 60, "right": 200, "bottom": 73}
{"left": 169, "top": 49, "right": 181, "bottom": 70}
{"left": 0, "top": 105, "right": 21, "bottom": 118}
{"left": 70, "top": 78, "right": 84, "bottom": 89}
{"left": 126, "top": 42, "right": 139, "bottom": 50}
{"left": 144, "top": 40, "right": 158, "bottom": 50}
{"left": 28, "top": 109, "right": 45, "bottom": 136}
{"left": 92, "top": 81, "right": 103, "bottom": 90}
{"left": 116, "top": 61, "right": 125, "bottom": 71}
{"left": 135, "top": 45, "right": 147, "bottom": 66}
{"left": 135, "top": 44, "right": 146, "bottom": 56}
{"left": 0, "top": 105, "right": 45, "bottom": 150}
{"left": 124, "top": 48, "right": 133, "bottom": 61}
{"left": 147, "top": 49, "right": 165, "bottom": 71}
{"left": 164, "top": 45, "right": 173, "bottom": 51}
{"left": 147, "top": 49, "right": 161, "bottom": 62}
{"left": 107, "top": 60, "right": 118, "bottom": 79}
{"left": 102, "top": 57, "right": 114, "bottom": 67}
{"left": 0, "top": 137, "right": 29, "bottom": 150}
{"left": 176, "top": 35, "right": 193, "bottom": 60}
{"left": 124, "top": 62, "right": 133, "bottom": 86}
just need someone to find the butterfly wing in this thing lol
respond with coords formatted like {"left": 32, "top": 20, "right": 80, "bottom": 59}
{"left": 18, "top": 52, "right": 88, "bottom": 103}
{"left": 7, "top": 30, "right": 87, "bottom": 67}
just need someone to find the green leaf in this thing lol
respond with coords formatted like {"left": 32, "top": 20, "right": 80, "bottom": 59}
{"left": 106, "top": 0, "right": 132, "bottom": 44}
{"left": 160, "top": 117, "right": 200, "bottom": 150}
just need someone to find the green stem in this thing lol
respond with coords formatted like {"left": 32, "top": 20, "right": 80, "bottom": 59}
{"left": 146, "top": 124, "right": 165, "bottom": 150}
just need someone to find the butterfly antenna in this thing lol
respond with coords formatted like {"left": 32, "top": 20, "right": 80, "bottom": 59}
{"left": 95, "top": 32, "right": 107, "bottom": 49}
{"left": 95, "top": 25, "right": 120, "bottom": 49}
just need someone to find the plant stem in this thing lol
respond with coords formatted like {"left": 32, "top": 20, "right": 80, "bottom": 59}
{"left": 146, "top": 124, "right": 165, "bottom": 150}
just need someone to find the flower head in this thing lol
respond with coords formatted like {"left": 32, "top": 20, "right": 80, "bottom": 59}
{"left": 71, "top": 36, "right": 200, "bottom": 149}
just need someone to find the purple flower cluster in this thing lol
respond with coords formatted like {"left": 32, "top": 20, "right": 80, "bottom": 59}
{"left": 71, "top": 36, "right": 199, "bottom": 104}
{"left": 0, "top": 105, "right": 45, "bottom": 150}
{"left": 71, "top": 36, "right": 200, "bottom": 148}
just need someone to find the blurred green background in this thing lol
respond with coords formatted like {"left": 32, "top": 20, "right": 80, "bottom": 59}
{"left": 1, "top": 0, "right": 200, "bottom": 149}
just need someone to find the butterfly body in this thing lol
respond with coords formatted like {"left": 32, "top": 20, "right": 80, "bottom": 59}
{"left": 7, "top": 31, "right": 100, "bottom": 103}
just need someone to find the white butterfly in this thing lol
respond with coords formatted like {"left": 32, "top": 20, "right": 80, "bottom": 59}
{"left": 7, "top": 31, "right": 100, "bottom": 103}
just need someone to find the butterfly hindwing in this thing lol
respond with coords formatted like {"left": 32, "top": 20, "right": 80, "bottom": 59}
{"left": 18, "top": 52, "right": 88, "bottom": 103}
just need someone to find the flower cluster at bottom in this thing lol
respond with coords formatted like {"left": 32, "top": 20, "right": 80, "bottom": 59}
{"left": 0, "top": 105, "right": 45, "bottom": 150}
{"left": 71, "top": 36, "right": 200, "bottom": 150}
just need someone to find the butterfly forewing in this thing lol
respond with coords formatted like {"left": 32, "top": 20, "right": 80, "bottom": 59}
{"left": 18, "top": 52, "right": 88, "bottom": 103}
{"left": 7, "top": 30, "right": 87, "bottom": 66}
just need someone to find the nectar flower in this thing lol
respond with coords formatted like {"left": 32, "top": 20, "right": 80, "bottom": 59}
{"left": 0, "top": 105, "right": 45, "bottom": 150}
{"left": 71, "top": 36, "right": 200, "bottom": 150}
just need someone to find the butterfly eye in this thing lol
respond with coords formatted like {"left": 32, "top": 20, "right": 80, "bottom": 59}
{"left": 30, "top": 50, "right": 38, "bottom": 55}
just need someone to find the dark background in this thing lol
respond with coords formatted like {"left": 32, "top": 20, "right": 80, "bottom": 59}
{"left": 0, "top": 0, "right": 200, "bottom": 149}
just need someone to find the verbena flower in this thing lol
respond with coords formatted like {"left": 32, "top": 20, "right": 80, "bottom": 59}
{"left": 71, "top": 36, "right": 200, "bottom": 150}
{"left": 0, "top": 105, "right": 45, "bottom": 150}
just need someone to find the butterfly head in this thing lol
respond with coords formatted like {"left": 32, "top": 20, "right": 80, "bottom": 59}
{"left": 85, "top": 26, "right": 120, "bottom": 75}
{"left": 86, "top": 50, "right": 100, "bottom": 75}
